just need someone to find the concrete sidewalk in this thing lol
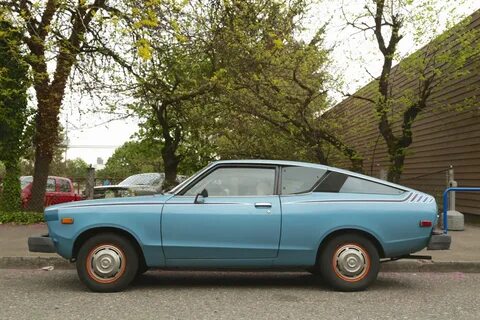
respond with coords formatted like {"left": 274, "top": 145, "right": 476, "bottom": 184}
{"left": 1, "top": 223, "right": 480, "bottom": 271}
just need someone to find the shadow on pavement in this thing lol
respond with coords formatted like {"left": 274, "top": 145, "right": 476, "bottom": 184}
{"left": 133, "top": 271, "right": 326, "bottom": 290}
{"left": 14, "top": 269, "right": 415, "bottom": 293}
{"left": 130, "top": 270, "right": 414, "bottom": 292}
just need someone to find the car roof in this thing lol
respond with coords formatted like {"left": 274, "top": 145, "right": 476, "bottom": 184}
{"left": 213, "top": 159, "right": 327, "bottom": 168}
{"left": 212, "top": 159, "right": 412, "bottom": 191}
{"left": 49, "top": 176, "right": 71, "bottom": 180}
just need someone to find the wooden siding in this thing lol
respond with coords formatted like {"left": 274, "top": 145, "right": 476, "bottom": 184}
{"left": 330, "top": 11, "right": 480, "bottom": 214}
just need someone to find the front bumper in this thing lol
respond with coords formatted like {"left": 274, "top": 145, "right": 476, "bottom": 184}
{"left": 28, "top": 234, "right": 56, "bottom": 253}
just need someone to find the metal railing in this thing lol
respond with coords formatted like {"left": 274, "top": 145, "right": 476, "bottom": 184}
{"left": 442, "top": 187, "right": 480, "bottom": 234}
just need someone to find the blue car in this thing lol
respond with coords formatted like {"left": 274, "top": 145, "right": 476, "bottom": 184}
{"left": 29, "top": 160, "right": 450, "bottom": 292}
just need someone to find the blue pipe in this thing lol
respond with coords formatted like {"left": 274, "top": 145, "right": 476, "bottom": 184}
{"left": 442, "top": 187, "right": 480, "bottom": 234}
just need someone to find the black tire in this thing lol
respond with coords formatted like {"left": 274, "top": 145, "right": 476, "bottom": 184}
{"left": 319, "top": 233, "right": 379, "bottom": 292}
{"left": 306, "top": 267, "right": 322, "bottom": 276}
{"left": 136, "top": 260, "right": 149, "bottom": 277}
{"left": 76, "top": 233, "right": 139, "bottom": 292}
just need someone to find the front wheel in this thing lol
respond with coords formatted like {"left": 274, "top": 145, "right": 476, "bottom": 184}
{"left": 76, "top": 233, "right": 139, "bottom": 292}
{"left": 319, "top": 233, "right": 380, "bottom": 291}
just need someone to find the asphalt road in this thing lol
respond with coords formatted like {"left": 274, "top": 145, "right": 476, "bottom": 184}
{"left": 1, "top": 270, "right": 479, "bottom": 320}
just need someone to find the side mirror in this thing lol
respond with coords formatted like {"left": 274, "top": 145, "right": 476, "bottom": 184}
{"left": 194, "top": 188, "right": 208, "bottom": 204}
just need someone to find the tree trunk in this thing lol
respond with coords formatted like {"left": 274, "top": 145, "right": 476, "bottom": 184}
{"left": 312, "top": 144, "right": 328, "bottom": 165}
{"left": 26, "top": 94, "right": 60, "bottom": 212}
{"left": 0, "top": 160, "right": 22, "bottom": 212}
{"left": 26, "top": 151, "right": 52, "bottom": 212}
{"left": 385, "top": 102, "right": 424, "bottom": 184}
{"left": 387, "top": 151, "right": 404, "bottom": 184}
{"left": 161, "top": 143, "right": 180, "bottom": 191}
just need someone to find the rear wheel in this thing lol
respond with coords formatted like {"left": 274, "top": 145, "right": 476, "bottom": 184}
{"left": 306, "top": 267, "right": 321, "bottom": 276}
{"left": 76, "top": 233, "right": 139, "bottom": 292}
{"left": 136, "top": 260, "right": 149, "bottom": 277}
{"left": 319, "top": 233, "right": 379, "bottom": 291}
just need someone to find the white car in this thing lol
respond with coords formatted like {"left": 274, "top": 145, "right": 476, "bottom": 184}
{"left": 93, "top": 173, "right": 187, "bottom": 199}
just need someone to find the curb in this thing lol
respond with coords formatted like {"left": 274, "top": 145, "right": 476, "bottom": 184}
{"left": 1, "top": 256, "right": 480, "bottom": 273}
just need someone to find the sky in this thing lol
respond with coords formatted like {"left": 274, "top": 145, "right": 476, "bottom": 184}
{"left": 60, "top": 0, "right": 480, "bottom": 166}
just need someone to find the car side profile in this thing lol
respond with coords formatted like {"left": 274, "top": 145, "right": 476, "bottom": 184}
{"left": 28, "top": 160, "right": 450, "bottom": 292}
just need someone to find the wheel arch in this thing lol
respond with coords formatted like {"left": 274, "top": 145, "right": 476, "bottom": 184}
{"left": 72, "top": 226, "right": 146, "bottom": 267}
{"left": 316, "top": 228, "right": 386, "bottom": 262}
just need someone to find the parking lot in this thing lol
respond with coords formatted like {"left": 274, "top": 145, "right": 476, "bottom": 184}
{"left": 1, "top": 269, "right": 479, "bottom": 320}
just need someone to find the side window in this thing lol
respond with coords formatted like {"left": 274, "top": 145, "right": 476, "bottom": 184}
{"left": 339, "top": 176, "right": 404, "bottom": 195}
{"left": 315, "top": 172, "right": 404, "bottom": 195}
{"left": 46, "top": 178, "right": 56, "bottom": 192}
{"left": 281, "top": 166, "right": 326, "bottom": 194}
{"left": 59, "top": 179, "right": 72, "bottom": 192}
{"left": 183, "top": 167, "right": 276, "bottom": 196}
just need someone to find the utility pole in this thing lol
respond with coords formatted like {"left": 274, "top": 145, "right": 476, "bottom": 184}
{"left": 85, "top": 165, "right": 95, "bottom": 200}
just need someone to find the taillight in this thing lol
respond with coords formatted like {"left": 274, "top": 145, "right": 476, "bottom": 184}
{"left": 419, "top": 220, "right": 433, "bottom": 228}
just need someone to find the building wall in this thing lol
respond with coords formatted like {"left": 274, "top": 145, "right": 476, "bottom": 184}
{"left": 331, "top": 11, "right": 480, "bottom": 214}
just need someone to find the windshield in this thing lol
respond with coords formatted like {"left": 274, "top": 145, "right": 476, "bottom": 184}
{"left": 119, "top": 173, "right": 164, "bottom": 186}
{"left": 167, "top": 163, "right": 215, "bottom": 194}
{"left": 20, "top": 176, "right": 33, "bottom": 189}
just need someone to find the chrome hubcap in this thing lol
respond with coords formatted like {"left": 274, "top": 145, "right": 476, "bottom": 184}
{"left": 334, "top": 244, "right": 368, "bottom": 280}
{"left": 89, "top": 245, "right": 124, "bottom": 280}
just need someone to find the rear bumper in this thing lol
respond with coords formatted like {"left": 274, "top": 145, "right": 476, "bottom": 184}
{"left": 427, "top": 232, "right": 451, "bottom": 250}
{"left": 28, "top": 234, "right": 56, "bottom": 253}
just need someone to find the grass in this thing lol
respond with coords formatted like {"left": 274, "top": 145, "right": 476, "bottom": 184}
{"left": 0, "top": 211, "right": 44, "bottom": 225}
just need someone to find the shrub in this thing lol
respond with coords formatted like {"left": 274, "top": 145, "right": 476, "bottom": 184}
{"left": 0, "top": 211, "right": 44, "bottom": 224}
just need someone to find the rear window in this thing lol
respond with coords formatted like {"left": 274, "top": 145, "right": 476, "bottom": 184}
{"left": 59, "top": 179, "right": 72, "bottom": 192}
{"left": 20, "top": 176, "right": 33, "bottom": 189}
{"left": 281, "top": 166, "right": 327, "bottom": 194}
{"left": 315, "top": 171, "right": 404, "bottom": 195}
{"left": 46, "top": 178, "right": 56, "bottom": 192}
{"left": 340, "top": 176, "right": 404, "bottom": 195}
{"left": 120, "top": 173, "right": 164, "bottom": 186}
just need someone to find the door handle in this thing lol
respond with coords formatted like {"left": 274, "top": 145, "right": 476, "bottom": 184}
{"left": 254, "top": 202, "right": 272, "bottom": 208}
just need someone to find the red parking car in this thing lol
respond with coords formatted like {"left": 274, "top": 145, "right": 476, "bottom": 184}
{"left": 20, "top": 176, "right": 83, "bottom": 208}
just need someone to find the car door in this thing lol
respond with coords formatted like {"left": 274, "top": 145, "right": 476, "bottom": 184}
{"left": 162, "top": 165, "right": 281, "bottom": 261}
{"left": 57, "top": 178, "right": 74, "bottom": 203}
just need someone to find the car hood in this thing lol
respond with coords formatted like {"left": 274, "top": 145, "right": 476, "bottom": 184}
{"left": 45, "top": 193, "right": 175, "bottom": 210}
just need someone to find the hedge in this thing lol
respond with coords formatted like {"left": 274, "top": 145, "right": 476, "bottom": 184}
{"left": 0, "top": 211, "right": 44, "bottom": 224}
